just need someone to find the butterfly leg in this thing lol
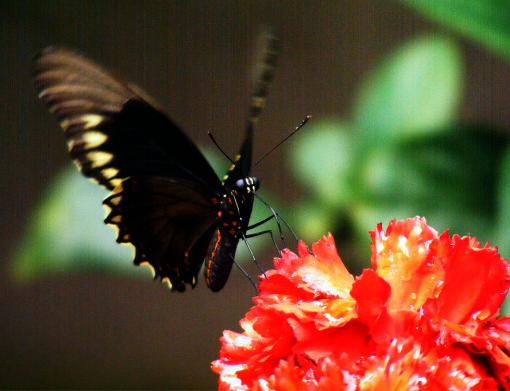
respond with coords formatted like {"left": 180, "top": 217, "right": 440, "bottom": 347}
{"left": 255, "top": 194, "right": 298, "bottom": 244}
{"left": 245, "top": 229, "right": 281, "bottom": 255}
{"left": 229, "top": 254, "right": 258, "bottom": 293}
{"left": 253, "top": 196, "right": 285, "bottom": 245}
{"left": 241, "top": 233, "right": 268, "bottom": 279}
{"left": 230, "top": 192, "right": 278, "bottom": 246}
{"left": 247, "top": 214, "right": 275, "bottom": 230}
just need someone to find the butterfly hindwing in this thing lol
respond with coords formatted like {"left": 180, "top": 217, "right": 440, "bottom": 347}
{"left": 103, "top": 176, "right": 216, "bottom": 291}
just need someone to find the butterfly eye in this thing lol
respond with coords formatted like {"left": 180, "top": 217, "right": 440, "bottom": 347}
{"left": 235, "top": 178, "right": 245, "bottom": 189}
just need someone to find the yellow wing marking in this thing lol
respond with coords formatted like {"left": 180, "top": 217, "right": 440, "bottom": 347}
{"left": 139, "top": 261, "right": 156, "bottom": 278}
{"left": 86, "top": 151, "right": 113, "bottom": 169}
{"left": 108, "top": 178, "right": 122, "bottom": 188}
{"left": 60, "top": 113, "right": 104, "bottom": 130}
{"left": 82, "top": 114, "right": 104, "bottom": 129}
{"left": 67, "top": 130, "right": 108, "bottom": 151}
{"left": 161, "top": 277, "right": 173, "bottom": 290}
{"left": 82, "top": 130, "right": 108, "bottom": 147}
{"left": 101, "top": 167, "right": 119, "bottom": 179}
{"left": 109, "top": 214, "right": 122, "bottom": 224}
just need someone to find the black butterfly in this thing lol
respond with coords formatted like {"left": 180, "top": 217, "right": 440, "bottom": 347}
{"left": 33, "top": 34, "right": 279, "bottom": 292}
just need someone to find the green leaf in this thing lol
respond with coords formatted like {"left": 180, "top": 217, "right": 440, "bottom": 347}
{"left": 502, "top": 273, "right": 510, "bottom": 315}
{"left": 502, "top": 296, "right": 510, "bottom": 317}
{"left": 351, "top": 125, "right": 507, "bottom": 247}
{"left": 402, "top": 0, "right": 510, "bottom": 61}
{"left": 289, "top": 199, "right": 337, "bottom": 242}
{"left": 289, "top": 119, "right": 354, "bottom": 208}
{"left": 12, "top": 168, "right": 134, "bottom": 281}
{"left": 494, "top": 145, "right": 510, "bottom": 259}
{"left": 353, "top": 36, "right": 463, "bottom": 148}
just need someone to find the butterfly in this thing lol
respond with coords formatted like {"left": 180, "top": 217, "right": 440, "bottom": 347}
{"left": 32, "top": 33, "right": 280, "bottom": 292}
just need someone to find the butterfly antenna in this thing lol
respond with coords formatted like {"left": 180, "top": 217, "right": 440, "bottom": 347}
{"left": 255, "top": 114, "right": 311, "bottom": 167}
{"left": 208, "top": 131, "right": 235, "bottom": 163}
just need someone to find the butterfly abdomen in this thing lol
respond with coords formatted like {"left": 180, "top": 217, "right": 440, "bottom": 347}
{"left": 205, "top": 229, "right": 240, "bottom": 292}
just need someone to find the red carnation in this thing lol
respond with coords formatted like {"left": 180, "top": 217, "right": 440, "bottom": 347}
{"left": 212, "top": 217, "right": 510, "bottom": 390}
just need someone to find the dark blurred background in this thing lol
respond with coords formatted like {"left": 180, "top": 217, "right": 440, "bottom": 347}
{"left": 3, "top": 0, "right": 510, "bottom": 389}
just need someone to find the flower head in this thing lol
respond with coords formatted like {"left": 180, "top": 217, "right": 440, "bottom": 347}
{"left": 212, "top": 217, "right": 510, "bottom": 390}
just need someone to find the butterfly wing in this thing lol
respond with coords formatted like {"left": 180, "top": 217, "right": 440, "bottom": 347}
{"left": 33, "top": 47, "right": 221, "bottom": 290}
{"left": 104, "top": 177, "right": 216, "bottom": 291}
{"left": 33, "top": 46, "right": 221, "bottom": 191}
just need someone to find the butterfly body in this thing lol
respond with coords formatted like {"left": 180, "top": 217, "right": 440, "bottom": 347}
{"left": 204, "top": 229, "right": 238, "bottom": 292}
{"left": 101, "top": 146, "right": 258, "bottom": 293}
{"left": 34, "top": 32, "right": 278, "bottom": 292}
{"left": 204, "top": 173, "right": 260, "bottom": 290}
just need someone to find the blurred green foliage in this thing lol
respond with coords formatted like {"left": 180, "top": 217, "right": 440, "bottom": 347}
{"left": 399, "top": 0, "right": 510, "bottom": 318}
{"left": 402, "top": 0, "right": 510, "bottom": 60}
{"left": 289, "top": 36, "right": 510, "bottom": 257}
{"left": 354, "top": 37, "right": 463, "bottom": 147}
{"left": 13, "top": 168, "right": 135, "bottom": 281}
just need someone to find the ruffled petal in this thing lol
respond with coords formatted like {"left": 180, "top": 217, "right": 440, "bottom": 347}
{"left": 351, "top": 269, "right": 391, "bottom": 329}
{"left": 213, "top": 307, "right": 296, "bottom": 387}
{"left": 432, "top": 234, "right": 509, "bottom": 324}
{"left": 291, "top": 320, "right": 370, "bottom": 363}
{"left": 214, "top": 219, "right": 510, "bottom": 390}
{"left": 370, "top": 217, "right": 443, "bottom": 312}
{"left": 360, "top": 339, "right": 498, "bottom": 391}
{"left": 297, "top": 234, "right": 354, "bottom": 298}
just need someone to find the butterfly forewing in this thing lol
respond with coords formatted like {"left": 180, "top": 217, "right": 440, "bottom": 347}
{"left": 33, "top": 47, "right": 221, "bottom": 192}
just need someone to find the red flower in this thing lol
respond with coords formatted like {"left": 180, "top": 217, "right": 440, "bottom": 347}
{"left": 212, "top": 217, "right": 510, "bottom": 390}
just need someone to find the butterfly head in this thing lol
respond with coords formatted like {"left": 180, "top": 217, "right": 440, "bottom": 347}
{"left": 235, "top": 176, "right": 260, "bottom": 195}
